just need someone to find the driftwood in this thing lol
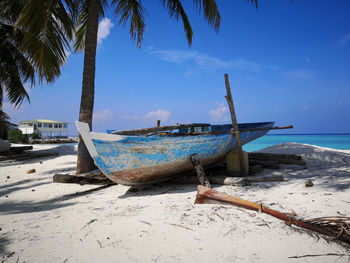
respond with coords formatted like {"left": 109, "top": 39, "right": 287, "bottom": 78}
{"left": 249, "top": 160, "right": 281, "bottom": 169}
{"left": 0, "top": 152, "right": 59, "bottom": 161}
{"left": 9, "top": 146, "right": 33, "bottom": 153}
{"left": 195, "top": 186, "right": 350, "bottom": 247}
{"left": 248, "top": 153, "right": 306, "bottom": 166}
{"left": 53, "top": 170, "right": 115, "bottom": 185}
{"left": 248, "top": 152, "right": 302, "bottom": 160}
{"left": 0, "top": 145, "right": 33, "bottom": 157}
{"left": 248, "top": 164, "right": 264, "bottom": 174}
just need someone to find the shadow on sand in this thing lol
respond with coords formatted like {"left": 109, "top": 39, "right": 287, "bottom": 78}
{"left": 0, "top": 185, "right": 112, "bottom": 215}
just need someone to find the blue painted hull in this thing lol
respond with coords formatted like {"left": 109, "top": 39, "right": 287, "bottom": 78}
{"left": 82, "top": 122, "right": 274, "bottom": 185}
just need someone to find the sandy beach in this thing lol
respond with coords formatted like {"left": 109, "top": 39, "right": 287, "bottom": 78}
{"left": 0, "top": 142, "right": 349, "bottom": 262}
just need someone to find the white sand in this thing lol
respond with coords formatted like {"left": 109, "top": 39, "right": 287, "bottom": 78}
{"left": 0, "top": 143, "right": 349, "bottom": 262}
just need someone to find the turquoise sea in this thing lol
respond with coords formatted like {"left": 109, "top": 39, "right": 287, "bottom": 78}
{"left": 243, "top": 134, "right": 350, "bottom": 152}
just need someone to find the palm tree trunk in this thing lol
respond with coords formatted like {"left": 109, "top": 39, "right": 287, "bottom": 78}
{"left": 76, "top": 0, "right": 99, "bottom": 175}
{"left": 0, "top": 88, "right": 3, "bottom": 111}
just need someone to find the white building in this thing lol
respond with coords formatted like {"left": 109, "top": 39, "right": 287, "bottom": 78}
{"left": 18, "top": 119, "right": 69, "bottom": 138}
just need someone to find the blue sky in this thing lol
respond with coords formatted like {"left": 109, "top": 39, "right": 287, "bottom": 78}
{"left": 4, "top": 0, "right": 350, "bottom": 135}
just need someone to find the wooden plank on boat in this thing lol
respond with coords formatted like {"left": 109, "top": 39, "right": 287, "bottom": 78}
{"left": 239, "top": 125, "right": 293, "bottom": 132}
{"left": 110, "top": 123, "right": 210, "bottom": 135}
{"left": 224, "top": 74, "right": 246, "bottom": 177}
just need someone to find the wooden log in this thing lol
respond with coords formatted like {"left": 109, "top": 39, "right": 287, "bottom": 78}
{"left": 53, "top": 173, "right": 115, "bottom": 185}
{"left": 224, "top": 74, "right": 246, "bottom": 177}
{"left": 248, "top": 152, "right": 302, "bottom": 160}
{"left": 250, "top": 157, "right": 306, "bottom": 166}
{"left": 9, "top": 146, "right": 33, "bottom": 153}
{"left": 0, "top": 152, "right": 59, "bottom": 161}
{"left": 249, "top": 164, "right": 264, "bottom": 175}
{"left": 249, "top": 160, "right": 281, "bottom": 169}
{"left": 248, "top": 153, "right": 306, "bottom": 165}
{"left": 111, "top": 123, "right": 210, "bottom": 135}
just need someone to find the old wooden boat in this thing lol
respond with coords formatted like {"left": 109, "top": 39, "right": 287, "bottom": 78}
{"left": 76, "top": 121, "right": 274, "bottom": 185}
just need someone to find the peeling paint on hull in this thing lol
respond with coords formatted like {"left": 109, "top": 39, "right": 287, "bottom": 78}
{"left": 76, "top": 121, "right": 274, "bottom": 186}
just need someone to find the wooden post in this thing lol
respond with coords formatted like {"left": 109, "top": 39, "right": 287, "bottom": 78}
{"left": 156, "top": 120, "right": 161, "bottom": 127}
{"left": 224, "top": 74, "right": 246, "bottom": 177}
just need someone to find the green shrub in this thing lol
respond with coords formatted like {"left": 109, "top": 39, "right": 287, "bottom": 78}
{"left": 29, "top": 133, "right": 41, "bottom": 139}
{"left": 8, "top": 129, "right": 28, "bottom": 143}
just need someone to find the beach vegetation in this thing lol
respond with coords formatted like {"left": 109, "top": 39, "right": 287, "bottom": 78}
{"left": 8, "top": 128, "right": 28, "bottom": 143}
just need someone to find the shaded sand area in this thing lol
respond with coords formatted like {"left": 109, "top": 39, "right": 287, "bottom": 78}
{"left": 0, "top": 143, "right": 349, "bottom": 262}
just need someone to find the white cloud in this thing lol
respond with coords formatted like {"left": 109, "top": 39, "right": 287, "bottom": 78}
{"left": 209, "top": 103, "right": 229, "bottom": 122}
{"left": 122, "top": 108, "right": 171, "bottom": 124}
{"left": 150, "top": 49, "right": 277, "bottom": 75}
{"left": 287, "top": 70, "right": 314, "bottom": 79}
{"left": 338, "top": 34, "right": 350, "bottom": 45}
{"left": 230, "top": 58, "right": 263, "bottom": 72}
{"left": 152, "top": 50, "right": 230, "bottom": 70}
{"left": 145, "top": 109, "right": 171, "bottom": 122}
{"left": 97, "top": 18, "right": 114, "bottom": 45}
{"left": 93, "top": 109, "right": 113, "bottom": 123}
{"left": 123, "top": 114, "right": 140, "bottom": 121}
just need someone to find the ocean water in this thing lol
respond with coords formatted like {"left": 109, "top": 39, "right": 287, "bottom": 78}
{"left": 243, "top": 134, "right": 350, "bottom": 152}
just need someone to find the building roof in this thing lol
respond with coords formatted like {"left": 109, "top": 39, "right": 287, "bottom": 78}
{"left": 19, "top": 119, "right": 68, "bottom": 124}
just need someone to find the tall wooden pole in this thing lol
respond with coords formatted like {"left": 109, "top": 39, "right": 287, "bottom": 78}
{"left": 224, "top": 74, "right": 246, "bottom": 177}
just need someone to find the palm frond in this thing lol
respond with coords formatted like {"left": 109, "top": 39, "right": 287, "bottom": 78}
{"left": 161, "top": 0, "right": 193, "bottom": 46}
{"left": 193, "top": 0, "right": 221, "bottom": 31}
{"left": 0, "top": 22, "right": 32, "bottom": 107}
{"left": 112, "top": 0, "right": 146, "bottom": 48}
{"left": 15, "top": 0, "right": 75, "bottom": 83}
{"left": 247, "top": 0, "right": 258, "bottom": 9}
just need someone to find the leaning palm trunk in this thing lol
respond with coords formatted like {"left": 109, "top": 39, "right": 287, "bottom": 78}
{"left": 76, "top": 0, "right": 99, "bottom": 175}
